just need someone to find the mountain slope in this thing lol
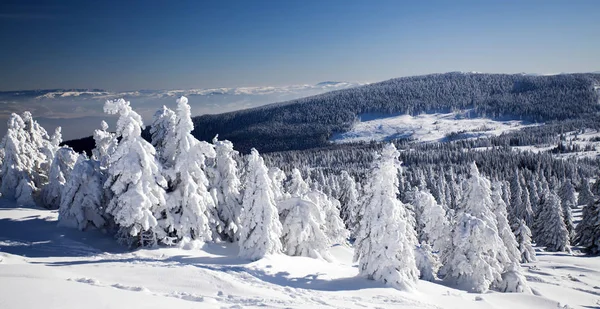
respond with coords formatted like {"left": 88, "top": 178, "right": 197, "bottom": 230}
{"left": 191, "top": 72, "right": 600, "bottom": 153}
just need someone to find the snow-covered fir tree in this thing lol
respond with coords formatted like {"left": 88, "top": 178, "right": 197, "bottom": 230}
{"left": 286, "top": 168, "right": 310, "bottom": 197}
{"left": 0, "top": 113, "right": 39, "bottom": 205}
{"left": 91, "top": 121, "right": 118, "bottom": 169}
{"left": 40, "top": 147, "right": 79, "bottom": 209}
{"left": 209, "top": 136, "right": 243, "bottom": 242}
{"left": 278, "top": 196, "right": 332, "bottom": 260}
{"left": 103, "top": 98, "right": 167, "bottom": 247}
{"left": 306, "top": 190, "right": 348, "bottom": 246}
{"left": 58, "top": 156, "right": 109, "bottom": 231}
{"left": 149, "top": 105, "right": 176, "bottom": 165}
{"left": 238, "top": 148, "right": 283, "bottom": 260}
{"left": 415, "top": 242, "right": 440, "bottom": 282}
{"left": 163, "top": 96, "right": 217, "bottom": 244}
{"left": 578, "top": 180, "right": 595, "bottom": 207}
{"left": 413, "top": 189, "right": 450, "bottom": 253}
{"left": 443, "top": 163, "right": 506, "bottom": 293}
{"left": 268, "top": 166, "right": 288, "bottom": 204}
{"left": 491, "top": 182, "right": 521, "bottom": 265}
{"left": 533, "top": 190, "right": 571, "bottom": 252}
{"left": 574, "top": 200, "right": 600, "bottom": 255}
{"left": 353, "top": 143, "right": 419, "bottom": 290}
{"left": 338, "top": 170, "right": 360, "bottom": 237}
{"left": 512, "top": 219, "right": 536, "bottom": 263}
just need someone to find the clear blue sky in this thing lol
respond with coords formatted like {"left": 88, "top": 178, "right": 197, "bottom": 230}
{"left": 1, "top": 0, "right": 598, "bottom": 91}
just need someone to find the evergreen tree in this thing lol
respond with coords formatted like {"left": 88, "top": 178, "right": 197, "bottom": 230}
{"left": 491, "top": 182, "right": 521, "bottom": 265}
{"left": 353, "top": 143, "right": 419, "bottom": 290}
{"left": 574, "top": 201, "right": 600, "bottom": 255}
{"left": 40, "top": 147, "right": 79, "bottom": 209}
{"left": 103, "top": 99, "right": 167, "bottom": 247}
{"left": 512, "top": 219, "right": 536, "bottom": 263}
{"left": 150, "top": 105, "right": 176, "bottom": 165}
{"left": 238, "top": 148, "right": 283, "bottom": 260}
{"left": 533, "top": 191, "right": 571, "bottom": 252}
{"left": 443, "top": 163, "right": 506, "bottom": 293}
{"left": 209, "top": 137, "right": 243, "bottom": 242}
{"left": 286, "top": 168, "right": 310, "bottom": 197}
{"left": 338, "top": 171, "right": 360, "bottom": 237}
{"left": 413, "top": 189, "right": 450, "bottom": 253}
{"left": 91, "top": 121, "right": 118, "bottom": 169}
{"left": 578, "top": 180, "right": 595, "bottom": 206}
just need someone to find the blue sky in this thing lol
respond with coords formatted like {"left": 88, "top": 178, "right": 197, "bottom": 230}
{"left": 1, "top": 0, "right": 598, "bottom": 91}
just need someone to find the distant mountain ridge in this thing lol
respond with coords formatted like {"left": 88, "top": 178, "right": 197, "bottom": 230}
{"left": 190, "top": 72, "right": 600, "bottom": 153}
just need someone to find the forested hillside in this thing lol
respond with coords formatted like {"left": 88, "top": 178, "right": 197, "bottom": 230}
{"left": 192, "top": 72, "right": 600, "bottom": 153}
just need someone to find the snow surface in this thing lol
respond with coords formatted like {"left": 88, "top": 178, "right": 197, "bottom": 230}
{"left": 332, "top": 111, "right": 538, "bottom": 144}
{"left": 1, "top": 198, "right": 599, "bottom": 308}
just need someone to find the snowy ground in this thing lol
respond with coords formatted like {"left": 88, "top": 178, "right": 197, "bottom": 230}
{"left": 331, "top": 111, "right": 538, "bottom": 144}
{"left": 1, "top": 199, "right": 599, "bottom": 309}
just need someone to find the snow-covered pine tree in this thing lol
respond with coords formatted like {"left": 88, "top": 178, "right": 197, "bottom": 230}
{"left": 306, "top": 190, "right": 348, "bottom": 246}
{"left": 512, "top": 219, "right": 536, "bottom": 263}
{"left": 40, "top": 147, "right": 79, "bottom": 209}
{"left": 286, "top": 168, "right": 310, "bottom": 197}
{"left": 163, "top": 96, "right": 217, "bottom": 244}
{"left": 574, "top": 200, "right": 600, "bottom": 255}
{"left": 338, "top": 170, "right": 360, "bottom": 237}
{"left": 103, "top": 98, "right": 167, "bottom": 247}
{"left": 415, "top": 242, "right": 440, "bottom": 282}
{"left": 58, "top": 156, "right": 109, "bottom": 231}
{"left": 578, "top": 180, "right": 595, "bottom": 207}
{"left": 559, "top": 181, "right": 577, "bottom": 209}
{"left": 0, "top": 113, "right": 39, "bottom": 205}
{"left": 278, "top": 196, "right": 332, "bottom": 260}
{"left": 21, "top": 111, "right": 52, "bottom": 187}
{"left": 533, "top": 190, "right": 571, "bottom": 252}
{"left": 150, "top": 105, "right": 176, "bottom": 165}
{"left": 353, "top": 143, "right": 419, "bottom": 290}
{"left": 413, "top": 189, "right": 450, "bottom": 253}
{"left": 443, "top": 163, "right": 506, "bottom": 293}
{"left": 91, "top": 121, "right": 118, "bottom": 169}
{"left": 210, "top": 136, "right": 243, "bottom": 242}
{"left": 491, "top": 182, "right": 521, "bottom": 265}
{"left": 268, "top": 166, "right": 288, "bottom": 204}
{"left": 238, "top": 148, "right": 283, "bottom": 260}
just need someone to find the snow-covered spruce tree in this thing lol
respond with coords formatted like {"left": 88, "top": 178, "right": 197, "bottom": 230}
{"left": 491, "top": 182, "right": 521, "bottom": 265}
{"left": 533, "top": 191, "right": 571, "bottom": 252}
{"left": 509, "top": 170, "right": 533, "bottom": 226}
{"left": 21, "top": 111, "right": 52, "bottom": 187}
{"left": 91, "top": 121, "right": 118, "bottom": 169}
{"left": 306, "top": 190, "right": 348, "bottom": 246}
{"left": 559, "top": 181, "right": 577, "bottom": 209}
{"left": 103, "top": 98, "right": 167, "bottom": 247}
{"left": 578, "top": 180, "right": 595, "bottom": 207}
{"left": 58, "top": 156, "right": 109, "bottom": 231}
{"left": 40, "top": 147, "right": 79, "bottom": 209}
{"left": 415, "top": 242, "right": 440, "bottom": 282}
{"left": 268, "top": 166, "right": 288, "bottom": 204}
{"left": 278, "top": 196, "right": 332, "bottom": 260}
{"left": 413, "top": 189, "right": 450, "bottom": 253}
{"left": 238, "top": 148, "right": 283, "bottom": 260}
{"left": 443, "top": 163, "right": 506, "bottom": 293}
{"left": 338, "top": 170, "right": 360, "bottom": 237}
{"left": 209, "top": 136, "right": 243, "bottom": 242}
{"left": 286, "top": 168, "right": 310, "bottom": 197}
{"left": 0, "top": 113, "right": 38, "bottom": 205}
{"left": 512, "top": 219, "right": 536, "bottom": 263}
{"left": 574, "top": 200, "right": 600, "bottom": 255}
{"left": 353, "top": 143, "right": 419, "bottom": 290}
{"left": 149, "top": 105, "right": 176, "bottom": 165}
{"left": 163, "top": 96, "right": 217, "bottom": 244}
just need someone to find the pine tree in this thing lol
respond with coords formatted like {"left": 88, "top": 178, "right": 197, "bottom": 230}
{"left": 58, "top": 156, "right": 108, "bottom": 231}
{"left": 533, "top": 191, "right": 570, "bottom": 252}
{"left": 40, "top": 147, "right": 79, "bottom": 209}
{"left": 150, "top": 105, "right": 176, "bottom": 165}
{"left": 91, "top": 121, "right": 118, "bottom": 169}
{"left": 103, "top": 99, "right": 167, "bottom": 247}
{"left": 286, "top": 168, "right": 310, "bottom": 197}
{"left": 268, "top": 166, "right": 287, "bottom": 204}
{"left": 278, "top": 196, "right": 331, "bottom": 260}
{"left": 574, "top": 201, "right": 600, "bottom": 255}
{"left": 491, "top": 182, "right": 521, "bottom": 265}
{"left": 512, "top": 219, "right": 536, "bottom": 263}
{"left": 353, "top": 143, "right": 419, "bottom": 290}
{"left": 413, "top": 189, "right": 450, "bottom": 253}
{"left": 209, "top": 137, "right": 243, "bottom": 242}
{"left": 443, "top": 163, "right": 506, "bottom": 293}
{"left": 163, "top": 96, "right": 217, "bottom": 244}
{"left": 338, "top": 170, "right": 360, "bottom": 237}
{"left": 238, "top": 148, "right": 283, "bottom": 260}
{"left": 306, "top": 190, "right": 348, "bottom": 246}
{"left": 578, "top": 180, "right": 595, "bottom": 206}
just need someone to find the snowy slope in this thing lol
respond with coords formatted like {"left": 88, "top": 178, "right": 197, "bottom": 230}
{"left": 1, "top": 198, "right": 599, "bottom": 309}
{"left": 332, "top": 111, "right": 538, "bottom": 144}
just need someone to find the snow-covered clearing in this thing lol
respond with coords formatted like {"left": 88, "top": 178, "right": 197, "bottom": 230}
{"left": 331, "top": 111, "right": 538, "bottom": 144}
{"left": 1, "top": 198, "right": 598, "bottom": 309}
